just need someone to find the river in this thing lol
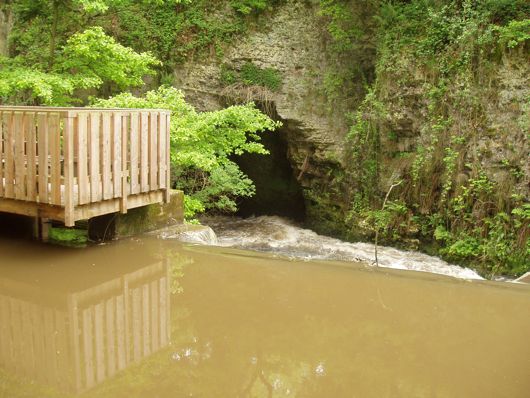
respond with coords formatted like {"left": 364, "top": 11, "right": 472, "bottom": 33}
{"left": 0, "top": 222, "right": 529, "bottom": 397}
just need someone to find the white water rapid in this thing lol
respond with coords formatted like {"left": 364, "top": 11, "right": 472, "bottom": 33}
{"left": 203, "top": 215, "right": 483, "bottom": 280}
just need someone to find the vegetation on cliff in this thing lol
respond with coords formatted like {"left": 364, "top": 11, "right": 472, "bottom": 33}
{"left": 319, "top": 0, "right": 529, "bottom": 277}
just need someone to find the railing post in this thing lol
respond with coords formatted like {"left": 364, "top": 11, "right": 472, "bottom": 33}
{"left": 120, "top": 114, "right": 128, "bottom": 214}
{"left": 165, "top": 113, "right": 170, "bottom": 203}
{"left": 63, "top": 114, "right": 75, "bottom": 227}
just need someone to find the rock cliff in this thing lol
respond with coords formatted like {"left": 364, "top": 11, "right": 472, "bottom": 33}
{"left": 172, "top": 1, "right": 352, "bottom": 192}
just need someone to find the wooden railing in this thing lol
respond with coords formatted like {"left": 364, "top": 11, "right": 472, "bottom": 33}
{"left": 0, "top": 106, "right": 171, "bottom": 226}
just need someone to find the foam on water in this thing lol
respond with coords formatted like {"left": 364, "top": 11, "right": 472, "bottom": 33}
{"left": 204, "top": 215, "right": 483, "bottom": 280}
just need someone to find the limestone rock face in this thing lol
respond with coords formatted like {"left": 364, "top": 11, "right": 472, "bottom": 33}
{"left": 173, "top": 0, "right": 347, "bottom": 184}
{"left": 378, "top": 52, "right": 530, "bottom": 200}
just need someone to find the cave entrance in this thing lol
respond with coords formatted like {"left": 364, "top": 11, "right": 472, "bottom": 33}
{"left": 235, "top": 124, "right": 306, "bottom": 222}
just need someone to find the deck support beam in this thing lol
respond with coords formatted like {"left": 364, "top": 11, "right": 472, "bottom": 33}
{"left": 0, "top": 191, "right": 167, "bottom": 229}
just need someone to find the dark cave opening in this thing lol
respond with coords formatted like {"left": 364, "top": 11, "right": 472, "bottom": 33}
{"left": 235, "top": 124, "right": 306, "bottom": 222}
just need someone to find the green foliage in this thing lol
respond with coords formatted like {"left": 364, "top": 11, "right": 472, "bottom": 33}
{"left": 356, "top": 200, "right": 413, "bottom": 242}
{"left": 318, "top": 0, "right": 362, "bottom": 52}
{"left": 240, "top": 62, "right": 282, "bottom": 91}
{"left": 221, "top": 62, "right": 282, "bottom": 91}
{"left": 230, "top": 0, "right": 269, "bottom": 15}
{"left": 93, "top": 86, "right": 281, "bottom": 218}
{"left": 481, "top": 0, "right": 530, "bottom": 24}
{"left": 49, "top": 227, "right": 88, "bottom": 247}
{"left": 497, "top": 19, "right": 530, "bottom": 48}
{"left": 105, "top": 0, "right": 270, "bottom": 68}
{"left": 0, "top": 58, "right": 87, "bottom": 105}
{"left": 1, "top": 26, "right": 160, "bottom": 104}
{"left": 59, "top": 27, "right": 160, "bottom": 90}
{"left": 347, "top": 88, "right": 385, "bottom": 201}
{"left": 76, "top": 0, "right": 112, "bottom": 13}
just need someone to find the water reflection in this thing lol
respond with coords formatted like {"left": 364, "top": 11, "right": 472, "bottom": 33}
{"left": 0, "top": 241, "right": 172, "bottom": 395}
{"left": 0, "top": 239, "right": 529, "bottom": 398}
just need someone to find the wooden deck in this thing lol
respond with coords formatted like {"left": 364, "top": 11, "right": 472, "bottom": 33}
{"left": 0, "top": 106, "right": 171, "bottom": 226}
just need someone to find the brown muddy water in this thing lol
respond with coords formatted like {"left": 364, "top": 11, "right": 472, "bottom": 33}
{"left": 0, "top": 236, "right": 529, "bottom": 398}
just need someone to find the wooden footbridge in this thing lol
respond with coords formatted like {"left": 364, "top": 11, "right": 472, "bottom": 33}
{"left": 0, "top": 106, "right": 171, "bottom": 228}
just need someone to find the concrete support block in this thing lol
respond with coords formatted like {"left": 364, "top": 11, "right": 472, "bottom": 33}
{"left": 89, "top": 190, "right": 184, "bottom": 240}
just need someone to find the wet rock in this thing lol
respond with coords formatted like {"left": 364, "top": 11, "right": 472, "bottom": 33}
{"left": 151, "top": 224, "right": 218, "bottom": 245}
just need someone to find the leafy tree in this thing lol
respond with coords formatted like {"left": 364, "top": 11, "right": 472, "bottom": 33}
{"left": 92, "top": 86, "right": 281, "bottom": 218}
{"left": 59, "top": 27, "right": 160, "bottom": 90}
{"left": 1, "top": 0, "right": 182, "bottom": 104}
{"left": 0, "top": 27, "right": 160, "bottom": 105}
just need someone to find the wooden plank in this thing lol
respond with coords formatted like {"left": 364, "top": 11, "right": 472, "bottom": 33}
{"left": 0, "top": 106, "right": 70, "bottom": 115}
{"left": 150, "top": 280, "right": 160, "bottom": 352}
{"left": 72, "top": 190, "right": 163, "bottom": 221}
{"left": 4, "top": 112, "right": 14, "bottom": 198}
{"left": 37, "top": 113, "right": 49, "bottom": 203}
{"left": 89, "top": 112, "right": 101, "bottom": 202}
{"left": 158, "top": 113, "right": 166, "bottom": 189}
{"left": 115, "top": 295, "right": 126, "bottom": 370}
{"left": 142, "top": 284, "right": 151, "bottom": 356}
{"left": 120, "top": 115, "right": 128, "bottom": 213}
{"left": 0, "top": 197, "right": 65, "bottom": 220}
{"left": 140, "top": 112, "right": 149, "bottom": 192}
{"left": 63, "top": 116, "right": 75, "bottom": 226}
{"left": 0, "top": 106, "right": 170, "bottom": 113}
{"left": 105, "top": 298, "right": 117, "bottom": 377}
{"left": 165, "top": 114, "right": 171, "bottom": 202}
{"left": 14, "top": 112, "right": 25, "bottom": 200}
{"left": 77, "top": 113, "right": 89, "bottom": 205}
{"left": 112, "top": 113, "right": 122, "bottom": 198}
{"left": 82, "top": 307, "right": 95, "bottom": 389}
{"left": 130, "top": 113, "right": 139, "bottom": 195}
{"left": 94, "top": 302, "right": 106, "bottom": 383}
{"left": 102, "top": 113, "right": 112, "bottom": 200}
{"left": 49, "top": 113, "right": 61, "bottom": 205}
{"left": 0, "top": 112, "right": 4, "bottom": 197}
{"left": 26, "top": 112, "right": 37, "bottom": 201}
{"left": 149, "top": 112, "right": 158, "bottom": 190}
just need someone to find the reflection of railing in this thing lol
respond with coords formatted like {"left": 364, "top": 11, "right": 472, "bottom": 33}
{"left": 0, "top": 107, "right": 171, "bottom": 226}
{"left": 0, "top": 261, "right": 170, "bottom": 394}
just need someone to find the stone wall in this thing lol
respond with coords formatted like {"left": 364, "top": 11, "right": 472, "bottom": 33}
{"left": 89, "top": 190, "right": 184, "bottom": 240}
